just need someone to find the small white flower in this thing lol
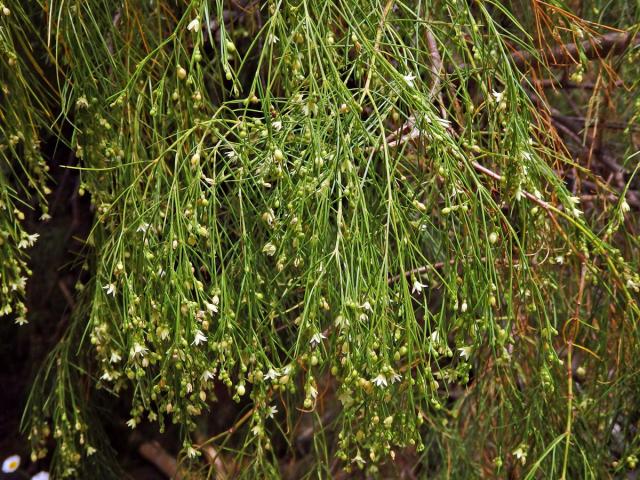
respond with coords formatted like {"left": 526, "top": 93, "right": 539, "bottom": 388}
{"left": 131, "top": 342, "right": 148, "bottom": 359}
{"left": 186, "top": 446, "right": 199, "bottom": 458}
{"left": 403, "top": 72, "right": 416, "bottom": 87}
{"left": 390, "top": 371, "right": 402, "bottom": 384}
{"left": 15, "top": 316, "right": 28, "bottom": 326}
{"left": 334, "top": 315, "right": 349, "bottom": 328}
{"left": 372, "top": 373, "right": 388, "bottom": 388}
{"left": 412, "top": 279, "right": 427, "bottom": 294}
{"left": 352, "top": 451, "right": 366, "bottom": 466}
{"left": 202, "top": 370, "right": 215, "bottom": 381}
{"left": 309, "top": 332, "right": 326, "bottom": 347}
{"left": 18, "top": 233, "right": 39, "bottom": 249}
{"left": 626, "top": 277, "right": 640, "bottom": 292}
{"left": 251, "top": 425, "right": 263, "bottom": 436}
{"left": 458, "top": 346, "right": 472, "bottom": 359}
{"left": 202, "top": 175, "right": 215, "bottom": 185}
{"left": 262, "top": 242, "right": 277, "bottom": 256}
{"left": 513, "top": 444, "right": 528, "bottom": 465}
{"left": 158, "top": 326, "right": 170, "bottom": 340}
{"left": 272, "top": 120, "right": 282, "bottom": 131}
{"left": 430, "top": 331, "right": 440, "bottom": 343}
{"left": 187, "top": 17, "right": 200, "bottom": 32}
{"left": 268, "top": 33, "right": 279, "bottom": 44}
{"left": 205, "top": 301, "right": 218, "bottom": 313}
{"left": 126, "top": 418, "right": 137, "bottom": 429}
{"left": 103, "top": 283, "right": 116, "bottom": 296}
{"left": 137, "top": 223, "right": 150, "bottom": 233}
{"left": 267, "top": 405, "right": 278, "bottom": 418}
{"left": 362, "top": 301, "right": 372, "bottom": 311}
{"left": 308, "top": 384, "right": 318, "bottom": 399}
{"left": 225, "top": 149, "right": 237, "bottom": 159}
{"left": 264, "top": 368, "right": 279, "bottom": 381}
{"left": 515, "top": 187, "right": 524, "bottom": 202}
{"left": 192, "top": 329, "right": 207, "bottom": 346}
{"left": 109, "top": 351, "right": 122, "bottom": 363}
{"left": 40, "top": 213, "right": 52, "bottom": 221}
{"left": 621, "top": 199, "right": 631, "bottom": 213}
{"left": 11, "top": 276, "right": 27, "bottom": 291}
{"left": 31, "top": 472, "right": 50, "bottom": 480}
{"left": 76, "top": 96, "right": 89, "bottom": 109}
{"left": 492, "top": 90, "right": 505, "bottom": 103}
{"left": 2, "top": 454, "right": 20, "bottom": 473}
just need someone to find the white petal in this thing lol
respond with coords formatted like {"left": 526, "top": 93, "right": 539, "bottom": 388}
{"left": 187, "top": 18, "right": 200, "bottom": 32}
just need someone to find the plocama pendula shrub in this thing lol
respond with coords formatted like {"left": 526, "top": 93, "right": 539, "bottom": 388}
{"left": 1, "top": 0, "right": 640, "bottom": 477}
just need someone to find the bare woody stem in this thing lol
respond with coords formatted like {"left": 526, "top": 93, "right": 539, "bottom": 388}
{"left": 512, "top": 31, "right": 639, "bottom": 68}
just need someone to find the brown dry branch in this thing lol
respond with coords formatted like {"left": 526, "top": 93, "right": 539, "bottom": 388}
{"left": 512, "top": 31, "right": 639, "bottom": 68}
{"left": 138, "top": 440, "right": 181, "bottom": 479}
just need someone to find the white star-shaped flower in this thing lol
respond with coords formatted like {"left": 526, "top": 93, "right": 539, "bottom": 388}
{"left": 309, "top": 332, "right": 326, "bottom": 347}
{"left": 513, "top": 444, "right": 528, "bottom": 465}
{"left": 372, "top": 373, "right": 388, "bottom": 388}
{"left": 412, "top": 279, "right": 427, "bottom": 294}
{"left": 403, "top": 72, "right": 416, "bottom": 87}
{"left": 205, "top": 301, "right": 218, "bottom": 313}
{"left": 192, "top": 329, "right": 207, "bottom": 345}
{"left": 187, "top": 17, "right": 200, "bottom": 32}
{"left": 264, "top": 368, "right": 279, "bottom": 381}
{"left": 492, "top": 90, "right": 505, "bottom": 103}
{"left": 621, "top": 199, "right": 630, "bottom": 213}
{"left": 308, "top": 384, "right": 318, "bottom": 399}
{"left": 262, "top": 242, "right": 277, "bottom": 256}
{"left": 458, "top": 346, "right": 472, "bottom": 359}
{"left": 131, "top": 342, "right": 148, "bottom": 359}
{"left": 11, "top": 276, "right": 27, "bottom": 291}
{"left": 18, "top": 233, "right": 39, "bottom": 249}
{"left": 352, "top": 451, "right": 366, "bottom": 466}
{"left": 103, "top": 283, "right": 116, "bottom": 296}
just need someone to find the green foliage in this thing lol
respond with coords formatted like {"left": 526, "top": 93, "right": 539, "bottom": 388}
{"left": 2, "top": 0, "right": 640, "bottom": 478}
